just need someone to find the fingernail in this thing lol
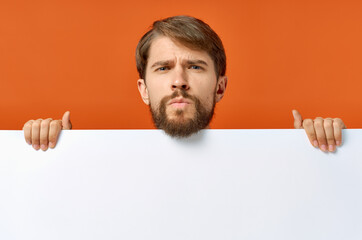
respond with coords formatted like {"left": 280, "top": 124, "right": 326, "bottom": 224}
{"left": 320, "top": 144, "right": 327, "bottom": 152}
{"left": 26, "top": 140, "right": 31, "bottom": 145}
{"left": 313, "top": 140, "right": 318, "bottom": 147}
{"left": 336, "top": 141, "right": 341, "bottom": 146}
{"left": 41, "top": 144, "right": 47, "bottom": 151}
{"left": 328, "top": 144, "right": 335, "bottom": 152}
{"left": 49, "top": 142, "right": 55, "bottom": 148}
{"left": 33, "top": 144, "right": 40, "bottom": 150}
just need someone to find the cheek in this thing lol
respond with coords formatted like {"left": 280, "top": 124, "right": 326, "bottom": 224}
{"left": 149, "top": 96, "right": 161, "bottom": 110}
{"left": 204, "top": 93, "right": 216, "bottom": 109}
{"left": 194, "top": 85, "right": 216, "bottom": 109}
{"left": 191, "top": 74, "right": 217, "bottom": 95}
{"left": 146, "top": 79, "right": 170, "bottom": 105}
{"left": 147, "top": 88, "right": 165, "bottom": 107}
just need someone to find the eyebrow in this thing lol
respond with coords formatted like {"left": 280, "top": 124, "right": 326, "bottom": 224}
{"left": 150, "top": 59, "right": 209, "bottom": 69}
{"left": 150, "top": 60, "right": 172, "bottom": 69}
{"left": 186, "top": 60, "right": 208, "bottom": 66}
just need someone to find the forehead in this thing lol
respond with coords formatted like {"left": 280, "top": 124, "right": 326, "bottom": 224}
{"left": 147, "top": 36, "right": 214, "bottom": 66}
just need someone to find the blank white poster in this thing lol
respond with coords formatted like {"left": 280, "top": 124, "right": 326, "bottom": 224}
{"left": 0, "top": 129, "right": 361, "bottom": 240}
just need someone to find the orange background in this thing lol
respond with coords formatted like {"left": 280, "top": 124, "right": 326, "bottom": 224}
{"left": 1, "top": 0, "right": 361, "bottom": 130}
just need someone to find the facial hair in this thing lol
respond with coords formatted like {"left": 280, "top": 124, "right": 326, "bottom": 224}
{"left": 149, "top": 89, "right": 216, "bottom": 138}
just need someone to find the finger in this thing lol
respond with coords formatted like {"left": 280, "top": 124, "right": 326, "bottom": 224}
{"left": 31, "top": 119, "right": 42, "bottom": 150}
{"left": 302, "top": 119, "right": 318, "bottom": 147}
{"left": 323, "top": 118, "right": 335, "bottom": 152}
{"left": 292, "top": 109, "right": 303, "bottom": 129}
{"left": 48, "top": 120, "right": 62, "bottom": 149}
{"left": 314, "top": 118, "right": 328, "bottom": 152}
{"left": 333, "top": 118, "right": 346, "bottom": 146}
{"left": 39, "top": 118, "right": 52, "bottom": 151}
{"left": 62, "top": 111, "right": 72, "bottom": 130}
{"left": 23, "top": 120, "right": 34, "bottom": 145}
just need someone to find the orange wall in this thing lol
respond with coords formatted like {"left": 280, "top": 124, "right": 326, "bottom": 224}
{"left": 1, "top": 0, "right": 361, "bottom": 130}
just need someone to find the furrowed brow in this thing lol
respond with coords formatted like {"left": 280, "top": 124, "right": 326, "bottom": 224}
{"left": 186, "top": 60, "right": 208, "bottom": 66}
{"left": 150, "top": 60, "right": 172, "bottom": 69}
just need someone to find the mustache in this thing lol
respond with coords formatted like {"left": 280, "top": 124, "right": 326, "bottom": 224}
{"left": 156, "top": 89, "right": 199, "bottom": 111}
{"left": 169, "top": 89, "right": 193, "bottom": 100}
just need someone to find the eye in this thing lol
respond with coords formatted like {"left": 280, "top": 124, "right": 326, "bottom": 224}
{"left": 156, "top": 66, "right": 169, "bottom": 71}
{"left": 190, "top": 65, "right": 202, "bottom": 70}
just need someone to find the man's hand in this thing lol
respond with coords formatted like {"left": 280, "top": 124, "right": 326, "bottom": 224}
{"left": 293, "top": 110, "right": 346, "bottom": 152}
{"left": 23, "top": 111, "right": 72, "bottom": 151}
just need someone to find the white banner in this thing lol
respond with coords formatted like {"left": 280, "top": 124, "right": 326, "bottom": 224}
{"left": 1, "top": 129, "right": 362, "bottom": 240}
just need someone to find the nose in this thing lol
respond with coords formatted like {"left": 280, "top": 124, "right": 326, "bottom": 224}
{"left": 171, "top": 68, "right": 190, "bottom": 91}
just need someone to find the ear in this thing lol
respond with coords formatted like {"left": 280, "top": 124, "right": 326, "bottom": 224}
{"left": 137, "top": 79, "right": 150, "bottom": 105}
{"left": 215, "top": 76, "right": 227, "bottom": 103}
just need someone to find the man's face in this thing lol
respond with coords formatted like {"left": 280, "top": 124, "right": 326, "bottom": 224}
{"left": 137, "top": 36, "right": 227, "bottom": 137}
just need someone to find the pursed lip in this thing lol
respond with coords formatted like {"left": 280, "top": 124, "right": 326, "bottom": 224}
{"left": 168, "top": 98, "right": 191, "bottom": 106}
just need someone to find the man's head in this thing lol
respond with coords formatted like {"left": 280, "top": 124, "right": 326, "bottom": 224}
{"left": 136, "top": 16, "right": 227, "bottom": 138}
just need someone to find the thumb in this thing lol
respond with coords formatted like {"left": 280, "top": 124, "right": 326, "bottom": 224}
{"left": 292, "top": 109, "right": 303, "bottom": 129}
{"left": 62, "top": 111, "right": 72, "bottom": 130}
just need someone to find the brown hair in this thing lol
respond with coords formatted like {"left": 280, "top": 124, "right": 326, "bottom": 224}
{"left": 135, "top": 15, "right": 226, "bottom": 80}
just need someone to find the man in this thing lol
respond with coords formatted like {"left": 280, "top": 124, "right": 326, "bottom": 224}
{"left": 23, "top": 16, "right": 346, "bottom": 152}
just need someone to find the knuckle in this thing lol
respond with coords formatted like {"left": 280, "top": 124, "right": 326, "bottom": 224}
{"left": 333, "top": 120, "right": 343, "bottom": 128}
{"left": 307, "top": 133, "right": 316, "bottom": 140}
{"left": 39, "top": 138, "right": 47, "bottom": 144}
{"left": 333, "top": 118, "right": 344, "bottom": 126}
{"left": 323, "top": 120, "right": 333, "bottom": 128}
{"left": 317, "top": 138, "right": 327, "bottom": 145}
{"left": 32, "top": 121, "right": 41, "bottom": 128}
{"left": 303, "top": 119, "right": 313, "bottom": 128}
{"left": 316, "top": 134, "right": 324, "bottom": 140}
{"left": 334, "top": 132, "right": 342, "bottom": 140}
{"left": 23, "top": 122, "right": 33, "bottom": 129}
{"left": 48, "top": 137, "right": 56, "bottom": 143}
{"left": 41, "top": 120, "right": 50, "bottom": 128}
{"left": 49, "top": 132, "right": 59, "bottom": 142}
{"left": 50, "top": 120, "right": 60, "bottom": 128}
{"left": 326, "top": 136, "right": 335, "bottom": 142}
{"left": 32, "top": 135, "right": 40, "bottom": 142}
{"left": 314, "top": 121, "right": 323, "bottom": 128}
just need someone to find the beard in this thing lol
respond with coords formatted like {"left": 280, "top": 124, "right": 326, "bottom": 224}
{"left": 149, "top": 89, "right": 216, "bottom": 138}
